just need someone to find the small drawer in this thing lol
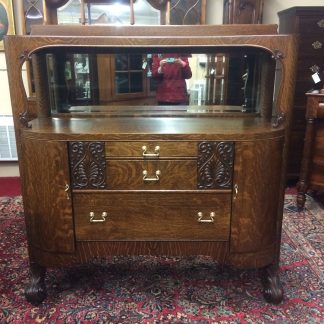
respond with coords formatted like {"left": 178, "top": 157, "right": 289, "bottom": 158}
{"left": 105, "top": 141, "right": 197, "bottom": 158}
{"left": 73, "top": 192, "right": 231, "bottom": 241}
{"left": 106, "top": 160, "right": 197, "bottom": 190}
{"left": 299, "top": 16, "right": 324, "bottom": 34}
{"left": 299, "top": 38, "right": 324, "bottom": 55}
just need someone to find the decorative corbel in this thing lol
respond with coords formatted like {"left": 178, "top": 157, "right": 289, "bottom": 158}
{"left": 18, "top": 50, "right": 32, "bottom": 128}
{"left": 272, "top": 112, "right": 285, "bottom": 128}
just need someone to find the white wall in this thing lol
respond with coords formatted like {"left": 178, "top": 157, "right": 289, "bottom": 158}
{"left": 0, "top": 53, "right": 12, "bottom": 115}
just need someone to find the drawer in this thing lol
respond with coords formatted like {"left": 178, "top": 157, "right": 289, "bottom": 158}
{"left": 106, "top": 160, "right": 196, "bottom": 190}
{"left": 73, "top": 192, "right": 231, "bottom": 241}
{"left": 299, "top": 16, "right": 324, "bottom": 34}
{"left": 298, "top": 38, "right": 324, "bottom": 56}
{"left": 105, "top": 141, "right": 197, "bottom": 158}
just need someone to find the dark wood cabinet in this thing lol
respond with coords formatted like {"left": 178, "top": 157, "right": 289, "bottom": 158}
{"left": 4, "top": 25, "right": 296, "bottom": 305}
{"left": 278, "top": 7, "right": 324, "bottom": 179}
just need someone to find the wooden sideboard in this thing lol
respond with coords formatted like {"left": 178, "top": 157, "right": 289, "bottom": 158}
{"left": 4, "top": 25, "right": 296, "bottom": 305}
{"left": 278, "top": 7, "right": 324, "bottom": 179}
{"left": 297, "top": 92, "right": 324, "bottom": 209}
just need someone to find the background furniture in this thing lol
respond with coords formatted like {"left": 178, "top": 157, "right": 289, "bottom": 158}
{"left": 297, "top": 92, "right": 324, "bottom": 209}
{"left": 4, "top": 25, "right": 296, "bottom": 305}
{"left": 223, "top": 0, "right": 264, "bottom": 24}
{"left": 278, "top": 6, "right": 324, "bottom": 179}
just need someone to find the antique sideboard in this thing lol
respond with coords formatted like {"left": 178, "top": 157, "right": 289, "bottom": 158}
{"left": 4, "top": 25, "right": 296, "bottom": 305}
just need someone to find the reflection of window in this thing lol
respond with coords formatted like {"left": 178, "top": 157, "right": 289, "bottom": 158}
{"left": 114, "top": 54, "right": 144, "bottom": 94}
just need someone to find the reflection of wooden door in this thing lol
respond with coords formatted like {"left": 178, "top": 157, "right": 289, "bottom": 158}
{"left": 205, "top": 54, "right": 229, "bottom": 105}
{"left": 96, "top": 54, "right": 156, "bottom": 105}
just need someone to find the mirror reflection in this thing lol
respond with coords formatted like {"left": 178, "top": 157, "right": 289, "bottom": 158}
{"left": 33, "top": 47, "right": 278, "bottom": 115}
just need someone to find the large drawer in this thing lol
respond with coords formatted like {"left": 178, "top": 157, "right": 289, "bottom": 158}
{"left": 105, "top": 141, "right": 197, "bottom": 158}
{"left": 106, "top": 160, "right": 196, "bottom": 189}
{"left": 73, "top": 192, "right": 231, "bottom": 241}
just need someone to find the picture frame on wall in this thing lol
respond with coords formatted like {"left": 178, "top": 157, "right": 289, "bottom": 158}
{"left": 0, "top": 0, "right": 15, "bottom": 51}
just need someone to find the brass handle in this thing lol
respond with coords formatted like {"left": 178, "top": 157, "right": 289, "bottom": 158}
{"left": 64, "top": 183, "right": 70, "bottom": 200}
{"left": 317, "top": 19, "right": 324, "bottom": 28}
{"left": 143, "top": 170, "right": 161, "bottom": 182}
{"left": 233, "top": 184, "right": 239, "bottom": 200}
{"left": 312, "top": 41, "right": 322, "bottom": 49}
{"left": 142, "top": 145, "right": 160, "bottom": 157}
{"left": 197, "top": 211, "right": 215, "bottom": 223}
{"left": 89, "top": 211, "right": 108, "bottom": 223}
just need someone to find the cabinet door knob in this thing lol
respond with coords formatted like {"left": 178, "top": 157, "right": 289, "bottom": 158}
{"left": 197, "top": 211, "right": 215, "bottom": 223}
{"left": 89, "top": 211, "right": 108, "bottom": 223}
{"left": 142, "top": 145, "right": 160, "bottom": 157}
{"left": 143, "top": 170, "right": 161, "bottom": 182}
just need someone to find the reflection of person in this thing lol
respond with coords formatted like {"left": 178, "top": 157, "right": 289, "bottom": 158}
{"left": 0, "top": 4, "right": 9, "bottom": 41}
{"left": 152, "top": 54, "right": 192, "bottom": 105}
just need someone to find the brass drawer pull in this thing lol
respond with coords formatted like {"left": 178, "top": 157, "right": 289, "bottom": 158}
{"left": 317, "top": 19, "right": 324, "bottom": 28}
{"left": 89, "top": 211, "right": 108, "bottom": 223}
{"left": 64, "top": 183, "right": 70, "bottom": 200}
{"left": 233, "top": 184, "right": 239, "bottom": 200}
{"left": 143, "top": 170, "right": 161, "bottom": 182}
{"left": 312, "top": 41, "right": 322, "bottom": 49}
{"left": 197, "top": 211, "right": 215, "bottom": 223}
{"left": 142, "top": 145, "right": 160, "bottom": 157}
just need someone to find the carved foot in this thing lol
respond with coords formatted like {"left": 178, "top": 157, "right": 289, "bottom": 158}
{"left": 24, "top": 263, "right": 47, "bottom": 305}
{"left": 296, "top": 181, "right": 307, "bottom": 211}
{"left": 296, "top": 193, "right": 306, "bottom": 211}
{"left": 260, "top": 265, "right": 283, "bottom": 304}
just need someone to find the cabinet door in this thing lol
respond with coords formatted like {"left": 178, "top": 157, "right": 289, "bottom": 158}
{"left": 230, "top": 137, "right": 284, "bottom": 253}
{"left": 21, "top": 137, "right": 75, "bottom": 253}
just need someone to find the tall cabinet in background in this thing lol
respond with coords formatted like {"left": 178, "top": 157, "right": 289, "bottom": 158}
{"left": 278, "top": 7, "right": 324, "bottom": 179}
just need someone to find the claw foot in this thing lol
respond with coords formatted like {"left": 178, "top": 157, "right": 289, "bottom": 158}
{"left": 260, "top": 265, "right": 283, "bottom": 304}
{"left": 25, "top": 263, "right": 47, "bottom": 305}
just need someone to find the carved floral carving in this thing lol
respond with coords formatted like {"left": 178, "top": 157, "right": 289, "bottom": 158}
{"left": 197, "top": 141, "right": 234, "bottom": 189}
{"left": 69, "top": 141, "right": 106, "bottom": 189}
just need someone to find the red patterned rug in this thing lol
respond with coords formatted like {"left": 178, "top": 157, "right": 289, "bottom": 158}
{"left": 0, "top": 193, "right": 323, "bottom": 323}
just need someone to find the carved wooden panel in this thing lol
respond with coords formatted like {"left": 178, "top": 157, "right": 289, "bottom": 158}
{"left": 223, "top": 0, "right": 264, "bottom": 24}
{"left": 69, "top": 141, "right": 106, "bottom": 189}
{"left": 197, "top": 141, "right": 234, "bottom": 189}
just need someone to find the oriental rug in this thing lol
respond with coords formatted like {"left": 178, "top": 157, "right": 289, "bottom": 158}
{"left": 0, "top": 193, "right": 323, "bottom": 323}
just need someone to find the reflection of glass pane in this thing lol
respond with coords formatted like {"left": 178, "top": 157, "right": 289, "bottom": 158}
{"left": 130, "top": 72, "right": 143, "bottom": 92}
{"left": 57, "top": 0, "right": 81, "bottom": 24}
{"left": 115, "top": 72, "right": 129, "bottom": 93}
{"left": 115, "top": 55, "right": 129, "bottom": 71}
{"left": 24, "top": 0, "right": 44, "bottom": 34}
{"left": 130, "top": 55, "right": 142, "bottom": 70}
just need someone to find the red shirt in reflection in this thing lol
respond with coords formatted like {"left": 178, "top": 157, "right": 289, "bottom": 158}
{"left": 152, "top": 54, "right": 192, "bottom": 105}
